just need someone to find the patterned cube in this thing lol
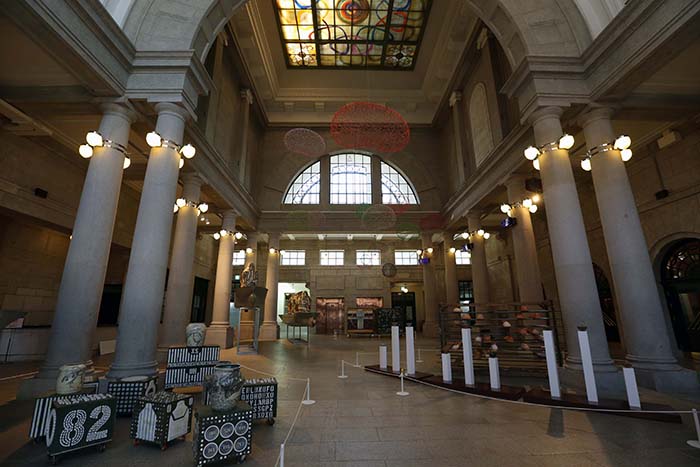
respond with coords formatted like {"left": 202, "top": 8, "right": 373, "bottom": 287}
{"left": 45, "top": 394, "right": 116, "bottom": 461}
{"left": 165, "top": 346, "right": 220, "bottom": 389}
{"left": 130, "top": 392, "right": 194, "bottom": 448}
{"left": 239, "top": 378, "right": 278, "bottom": 422}
{"left": 106, "top": 375, "right": 158, "bottom": 415}
{"left": 193, "top": 402, "right": 253, "bottom": 466}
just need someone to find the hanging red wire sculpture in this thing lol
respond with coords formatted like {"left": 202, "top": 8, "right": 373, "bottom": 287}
{"left": 331, "top": 102, "right": 410, "bottom": 153}
{"left": 284, "top": 128, "right": 327, "bottom": 157}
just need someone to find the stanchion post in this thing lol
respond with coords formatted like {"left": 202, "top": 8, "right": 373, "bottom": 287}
{"left": 280, "top": 443, "right": 285, "bottom": 467}
{"left": 355, "top": 352, "right": 359, "bottom": 367}
{"left": 391, "top": 326, "right": 400, "bottom": 373}
{"left": 302, "top": 378, "right": 316, "bottom": 405}
{"left": 406, "top": 326, "right": 416, "bottom": 376}
{"left": 416, "top": 348, "right": 423, "bottom": 363}
{"left": 577, "top": 326, "right": 599, "bottom": 404}
{"left": 687, "top": 408, "right": 700, "bottom": 449}
{"left": 441, "top": 353, "right": 453, "bottom": 384}
{"left": 461, "top": 328, "right": 475, "bottom": 387}
{"left": 379, "top": 345, "right": 388, "bottom": 370}
{"left": 622, "top": 366, "right": 641, "bottom": 410}
{"left": 396, "top": 369, "right": 409, "bottom": 396}
{"left": 338, "top": 360, "right": 348, "bottom": 379}
{"left": 488, "top": 357, "right": 501, "bottom": 391}
{"left": 543, "top": 330, "right": 561, "bottom": 399}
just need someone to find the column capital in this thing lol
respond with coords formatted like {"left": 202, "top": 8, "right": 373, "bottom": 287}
{"left": 154, "top": 102, "right": 190, "bottom": 120}
{"left": 100, "top": 102, "right": 138, "bottom": 124}
{"left": 466, "top": 211, "right": 482, "bottom": 230}
{"left": 245, "top": 232, "right": 259, "bottom": 245}
{"left": 449, "top": 91, "right": 462, "bottom": 107}
{"left": 528, "top": 106, "right": 563, "bottom": 126}
{"left": 221, "top": 209, "right": 238, "bottom": 231}
{"left": 529, "top": 107, "right": 565, "bottom": 147}
{"left": 181, "top": 173, "right": 203, "bottom": 201}
{"left": 241, "top": 89, "right": 254, "bottom": 105}
{"left": 505, "top": 174, "right": 528, "bottom": 202}
{"left": 266, "top": 232, "right": 281, "bottom": 247}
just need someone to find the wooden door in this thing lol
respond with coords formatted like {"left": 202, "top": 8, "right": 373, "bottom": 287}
{"left": 316, "top": 298, "right": 345, "bottom": 334}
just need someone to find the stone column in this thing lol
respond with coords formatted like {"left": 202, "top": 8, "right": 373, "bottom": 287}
{"left": 467, "top": 213, "right": 490, "bottom": 305}
{"left": 21, "top": 104, "right": 136, "bottom": 397}
{"left": 157, "top": 173, "right": 203, "bottom": 355}
{"left": 531, "top": 107, "right": 614, "bottom": 371}
{"left": 108, "top": 103, "right": 189, "bottom": 379}
{"left": 443, "top": 233, "right": 460, "bottom": 305}
{"left": 581, "top": 108, "right": 681, "bottom": 376}
{"left": 505, "top": 175, "right": 544, "bottom": 303}
{"left": 238, "top": 89, "right": 253, "bottom": 187}
{"left": 260, "top": 232, "right": 280, "bottom": 341}
{"left": 449, "top": 91, "right": 466, "bottom": 184}
{"left": 238, "top": 233, "right": 258, "bottom": 341}
{"left": 421, "top": 233, "right": 440, "bottom": 337}
{"left": 206, "top": 210, "right": 237, "bottom": 348}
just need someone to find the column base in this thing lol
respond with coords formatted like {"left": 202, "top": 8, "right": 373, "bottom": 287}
{"left": 422, "top": 321, "right": 440, "bottom": 338}
{"left": 559, "top": 366, "right": 625, "bottom": 398}
{"left": 205, "top": 325, "right": 234, "bottom": 349}
{"left": 106, "top": 360, "right": 158, "bottom": 380}
{"left": 259, "top": 323, "right": 279, "bottom": 341}
{"left": 633, "top": 367, "right": 700, "bottom": 394}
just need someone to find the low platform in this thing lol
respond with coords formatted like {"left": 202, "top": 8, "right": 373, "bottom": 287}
{"left": 422, "top": 376, "right": 525, "bottom": 401}
{"left": 364, "top": 365, "right": 433, "bottom": 380}
{"left": 523, "top": 387, "right": 682, "bottom": 423}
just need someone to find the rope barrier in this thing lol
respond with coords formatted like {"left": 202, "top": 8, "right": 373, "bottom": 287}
{"left": 274, "top": 380, "right": 309, "bottom": 467}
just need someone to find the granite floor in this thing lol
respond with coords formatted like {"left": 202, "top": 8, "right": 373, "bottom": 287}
{"left": 1, "top": 334, "right": 700, "bottom": 466}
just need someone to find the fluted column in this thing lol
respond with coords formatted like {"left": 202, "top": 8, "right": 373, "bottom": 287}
{"left": 109, "top": 103, "right": 189, "bottom": 379}
{"left": 443, "top": 233, "right": 460, "bottom": 305}
{"left": 467, "top": 213, "right": 490, "bottom": 305}
{"left": 581, "top": 108, "right": 679, "bottom": 372}
{"left": 21, "top": 104, "right": 136, "bottom": 397}
{"left": 238, "top": 89, "right": 253, "bottom": 187}
{"left": 421, "top": 233, "right": 440, "bottom": 337}
{"left": 449, "top": 91, "right": 466, "bottom": 184}
{"left": 531, "top": 106, "right": 614, "bottom": 371}
{"left": 158, "top": 173, "right": 203, "bottom": 355}
{"left": 260, "top": 232, "right": 280, "bottom": 341}
{"left": 505, "top": 175, "right": 544, "bottom": 303}
{"left": 238, "top": 233, "right": 258, "bottom": 341}
{"left": 206, "top": 210, "right": 237, "bottom": 348}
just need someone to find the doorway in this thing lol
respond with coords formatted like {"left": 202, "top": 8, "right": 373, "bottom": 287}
{"left": 316, "top": 298, "right": 344, "bottom": 334}
{"left": 660, "top": 239, "right": 700, "bottom": 352}
{"left": 593, "top": 264, "right": 620, "bottom": 342}
{"left": 190, "top": 276, "right": 209, "bottom": 323}
{"left": 391, "top": 292, "right": 416, "bottom": 328}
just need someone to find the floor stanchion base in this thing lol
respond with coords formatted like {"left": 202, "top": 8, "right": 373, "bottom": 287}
{"left": 302, "top": 400, "right": 316, "bottom": 405}
{"left": 687, "top": 440, "right": 700, "bottom": 449}
{"left": 396, "top": 391, "right": 409, "bottom": 396}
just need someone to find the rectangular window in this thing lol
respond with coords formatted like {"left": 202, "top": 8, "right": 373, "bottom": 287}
{"left": 356, "top": 250, "right": 381, "bottom": 266}
{"left": 280, "top": 250, "right": 306, "bottom": 266}
{"left": 320, "top": 249, "right": 344, "bottom": 266}
{"left": 330, "top": 153, "right": 372, "bottom": 204}
{"left": 455, "top": 250, "right": 471, "bottom": 265}
{"left": 458, "top": 281, "right": 474, "bottom": 304}
{"left": 232, "top": 250, "right": 246, "bottom": 266}
{"left": 394, "top": 249, "right": 419, "bottom": 266}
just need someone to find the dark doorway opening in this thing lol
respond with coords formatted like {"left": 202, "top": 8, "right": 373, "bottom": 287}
{"left": 191, "top": 276, "right": 209, "bottom": 323}
{"left": 392, "top": 292, "right": 416, "bottom": 328}
{"left": 593, "top": 264, "right": 620, "bottom": 342}
{"left": 661, "top": 239, "right": 700, "bottom": 352}
{"left": 98, "top": 284, "right": 122, "bottom": 326}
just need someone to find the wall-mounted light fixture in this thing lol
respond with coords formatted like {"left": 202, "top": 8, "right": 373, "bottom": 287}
{"left": 78, "top": 131, "right": 131, "bottom": 169}
{"left": 145, "top": 131, "right": 196, "bottom": 170}
{"left": 579, "top": 134, "right": 632, "bottom": 172}
{"left": 523, "top": 134, "right": 575, "bottom": 171}
{"left": 173, "top": 198, "right": 209, "bottom": 215}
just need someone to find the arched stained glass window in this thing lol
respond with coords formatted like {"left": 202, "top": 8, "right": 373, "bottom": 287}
{"left": 284, "top": 161, "right": 321, "bottom": 204}
{"left": 381, "top": 162, "right": 418, "bottom": 204}
{"left": 330, "top": 153, "right": 372, "bottom": 204}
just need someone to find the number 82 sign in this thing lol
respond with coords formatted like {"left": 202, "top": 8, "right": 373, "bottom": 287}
{"left": 46, "top": 395, "right": 116, "bottom": 457}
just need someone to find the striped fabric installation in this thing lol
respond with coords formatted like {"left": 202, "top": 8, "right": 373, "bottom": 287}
{"left": 166, "top": 346, "right": 220, "bottom": 367}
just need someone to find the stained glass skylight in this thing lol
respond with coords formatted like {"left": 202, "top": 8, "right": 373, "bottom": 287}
{"left": 274, "top": 0, "right": 432, "bottom": 69}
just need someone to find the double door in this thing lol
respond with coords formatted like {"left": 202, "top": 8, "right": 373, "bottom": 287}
{"left": 316, "top": 298, "right": 344, "bottom": 334}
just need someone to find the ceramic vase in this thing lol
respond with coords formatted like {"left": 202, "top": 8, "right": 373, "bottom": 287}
{"left": 56, "top": 363, "right": 86, "bottom": 395}
{"left": 186, "top": 323, "right": 207, "bottom": 347}
{"left": 204, "top": 362, "right": 245, "bottom": 411}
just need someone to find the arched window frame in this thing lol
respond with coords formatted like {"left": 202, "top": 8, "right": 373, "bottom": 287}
{"left": 282, "top": 153, "right": 419, "bottom": 206}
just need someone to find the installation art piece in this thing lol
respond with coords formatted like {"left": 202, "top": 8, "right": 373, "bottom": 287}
{"left": 56, "top": 363, "right": 87, "bottom": 395}
{"left": 280, "top": 291, "right": 317, "bottom": 327}
{"left": 284, "top": 128, "right": 327, "bottom": 157}
{"left": 240, "top": 263, "right": 258, "bottom": 289}
{"left": 165, "top": 346, "right": 220, "bottom": 389}
{"left": 274, "top": 0, "right": 432, "bottom": 69}
{"left": 106, "top": 375, "right": 158, "bottom": 416}
{"left": 186, "top": 322, "right": 207, "bottom": 347}
{"left": 331, "top": 102, "right": 410, "bottom": 153}
{"left": 131, "top": 392, "right": 194, "bottom": 450}
{"left": 193, "top": 402, "right": 253, "bottom": 466}
{"left": 203, "top": 362, "right": 246, "bottom": 412}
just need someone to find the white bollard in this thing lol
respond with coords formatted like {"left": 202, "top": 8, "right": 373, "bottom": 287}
{"left": 543, "top": 330, "right": 561, "bottom": 399}
{"left": 488, "top": 357, "right": 501, "bottom": 391}
{"left": 577, "top": 327, "right": 598, "bottom": 404}
{"left": 396, "top": 369, "right": 410, "bottom": 396}
{"left": 302, "top": 378, "right": 316, "bottom": 405}
{"left": 441, "top": 353, "right": 453, "bottom": 384}
{"left": 391, "top": 326, "right": 400, "bottom": 373}
{"left": 355, "top": 352, "right": 360, "bottom": 367}
{"left": 379, "top": 345, "right": 388, "bottom": 370}
{"left": 279, "top": 443, "right": 285, "bottom": 467}
{"left": 406, "top": 326, "right": 416, "bottom": 376}
{"left": 416, "top": 348, "right": 424, "bottom": 363}
{"left": 461, "top": 328, "right": 475, "bottom": 387}
{"left": 622, "top": 367, "right": 641, "bottom": 410}
{"left": 338, "top": 360, "right": 348, "bottom": 379}
{"left": 687, "top": 408, "right": 700, "bottom": 449}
